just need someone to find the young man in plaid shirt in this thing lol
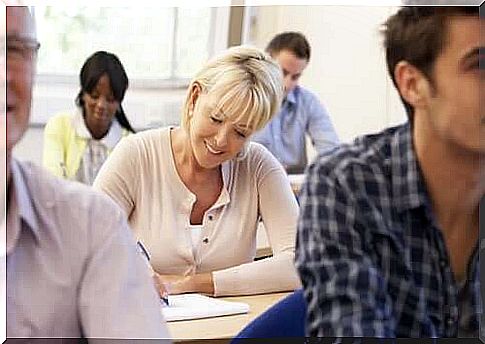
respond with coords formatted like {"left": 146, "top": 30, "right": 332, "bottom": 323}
{"left": 296, "top": 6, "right": 483, "bottom": 338}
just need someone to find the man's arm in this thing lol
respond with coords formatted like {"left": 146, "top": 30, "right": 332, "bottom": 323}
{"left": 305, "top": 94, "right": 340, "bottom": 154}
{"left": 295, "top": 160, "right": 395, "bottom": 337}
{"left": 78, "top": 197, "right": 170, "bottom": 340}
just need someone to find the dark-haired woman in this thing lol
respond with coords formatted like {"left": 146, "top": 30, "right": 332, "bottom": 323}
{"left": 43, "top": 51, "right": 135, "bottom": 184}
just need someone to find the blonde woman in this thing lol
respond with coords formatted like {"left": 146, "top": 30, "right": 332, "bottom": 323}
{"left": 93, "top": 46, "right": 301, "bottom": 297}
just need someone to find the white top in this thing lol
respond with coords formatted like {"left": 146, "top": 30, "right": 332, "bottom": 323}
{"left": 6, "top": 159, "right": 170, "bottom": 339}
{"left": 93, "top": 127, "right": 301, "bottom": 296}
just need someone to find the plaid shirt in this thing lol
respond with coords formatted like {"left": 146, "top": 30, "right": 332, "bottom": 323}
{"left": 295, "top": 123, "right": 480, "bottom": 338}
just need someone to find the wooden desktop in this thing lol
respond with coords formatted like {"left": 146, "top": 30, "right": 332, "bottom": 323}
{"left": 167, "top": 292, "right": 290, "bottom": 343}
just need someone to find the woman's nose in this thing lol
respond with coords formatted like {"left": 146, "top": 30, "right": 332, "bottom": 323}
{"left": 214, "top": 127, "right": 229, "bottom": 147}
{"left": 95, "top": 97, "right": 107, "bottom": 109}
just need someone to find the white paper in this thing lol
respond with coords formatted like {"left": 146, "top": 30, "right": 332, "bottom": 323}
{"left": 161, "top": 294, "right": 250, "bottom": 322}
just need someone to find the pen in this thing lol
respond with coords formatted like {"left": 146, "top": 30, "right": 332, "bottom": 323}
{"left": 160, "top": 296, "right": 170, "bottom": 307}
{"left": 137, "top": 241, "right": 151, "bottom": 261}
{"left": 137, "top": 241, "right": 169, "bottom": 307}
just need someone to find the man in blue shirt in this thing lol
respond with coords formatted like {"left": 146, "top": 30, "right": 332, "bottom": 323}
{"left": 252, "top": 32, "right": 340, "bottom": 174}
{"left": 296, "top": 6, "right": 482, "bottom": 338}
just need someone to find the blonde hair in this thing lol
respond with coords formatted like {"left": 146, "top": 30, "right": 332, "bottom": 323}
{"left": 181, "top": 45, "right": 284, "bottom": 134}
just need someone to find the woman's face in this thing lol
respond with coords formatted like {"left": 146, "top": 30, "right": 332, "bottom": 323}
{"left": 82, "top": 73, "right": 120, "bottom": 132}
{"left": 188, "top": 90, "right": 252, "bottom": 170}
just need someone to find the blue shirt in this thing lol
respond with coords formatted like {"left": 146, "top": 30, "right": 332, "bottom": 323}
{"left": 295, "top": 123, "right": 480, "bottom": 338}
{"left": 251, "top": 85, "right": 339, "bottom": 174}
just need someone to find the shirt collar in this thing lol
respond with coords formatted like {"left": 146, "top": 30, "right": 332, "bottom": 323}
{"left": 390, "top": 123, "right": 430, "bottom": 213}
{"left": 6, "top": 159, "right": 40, "bottom": 254}
{"left": 72, "top": 108, "right": 123, "bottom": 149}
{"left": 284, "top": 86, "right": 298, "bottom": 106}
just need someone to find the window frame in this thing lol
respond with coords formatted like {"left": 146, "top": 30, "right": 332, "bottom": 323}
{"left": 33, "top": 6, "right": 231, "bottom": 90}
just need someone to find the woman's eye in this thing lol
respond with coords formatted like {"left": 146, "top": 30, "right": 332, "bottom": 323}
{"left": 235, "top": 130, "right": 247, "bottom": 138}
{"left": 90, "top": 93, "right": 99, "bottom": 99}
{"left": 210, "top": 116, "right": 223, "bottom": 123}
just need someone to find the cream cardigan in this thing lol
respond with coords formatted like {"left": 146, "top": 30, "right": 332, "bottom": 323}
{"left": 93, "top": 127, "right": 301, "bottom": 296}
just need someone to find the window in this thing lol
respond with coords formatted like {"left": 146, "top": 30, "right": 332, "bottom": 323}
{"left": 35, "top": 6, "right": 216, "bottom": 85}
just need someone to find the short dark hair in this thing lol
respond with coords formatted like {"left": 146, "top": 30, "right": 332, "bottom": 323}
{"left": 382, "top": 6, "right": 478, "bottom": 122}
{"left": 266, "top": 31, "right": 311, "bottom": 61}
{"left": 75, "top": 51, "right": 135, "bottom": 133}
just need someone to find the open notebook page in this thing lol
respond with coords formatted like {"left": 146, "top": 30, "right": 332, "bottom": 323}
{"left": 161, "top": 293, "right": 250, "bottom": 322}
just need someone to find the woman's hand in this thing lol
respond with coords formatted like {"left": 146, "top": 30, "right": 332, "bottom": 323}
{"left": 152, "top": 272, "right": 171, "bottom": 300}
{"left": 153, "top": 272, "right": 215, "bottom": 296}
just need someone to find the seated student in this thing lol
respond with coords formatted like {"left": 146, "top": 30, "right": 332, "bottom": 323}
{"left": 251, "top": 32, "right": 340, "bottom": 174}
{"left": 5, "top": 6, "right": 169, "bottom": 339}
{"left": 43, "top": 50, "right": 135, "bottom": 185}
{"left": 93, "top": 46, "right": 301, "bottom": 297}
{"left": 295, "top": 6, "right": 482, "bottom": 338}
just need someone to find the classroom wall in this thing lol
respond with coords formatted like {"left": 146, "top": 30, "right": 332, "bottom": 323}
{"left": 246, "top": 5, "right": 407, "bottom": 144}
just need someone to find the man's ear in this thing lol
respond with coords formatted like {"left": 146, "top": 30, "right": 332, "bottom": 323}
{"left": 394, "top": 61, "right": 431, "bottom": 110}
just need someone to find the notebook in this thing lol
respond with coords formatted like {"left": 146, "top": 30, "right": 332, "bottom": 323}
{"left": 161, "top": 293, "right": 250, "bottom": 322}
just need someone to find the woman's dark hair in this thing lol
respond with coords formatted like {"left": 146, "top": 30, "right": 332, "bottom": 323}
{"left": 75, "top": 51, "right": 135, "bottom": 133}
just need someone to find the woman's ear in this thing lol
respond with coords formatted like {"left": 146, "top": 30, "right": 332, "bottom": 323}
{"left": 189, "top": 81, "right": 202, "bottom": 111}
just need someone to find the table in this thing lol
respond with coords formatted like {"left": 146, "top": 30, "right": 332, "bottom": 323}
{"left": 288, "top": 173, "right": 305, "bottom": 195}
{"left": 167, "top": 292, "right": 290, "bottom": 343}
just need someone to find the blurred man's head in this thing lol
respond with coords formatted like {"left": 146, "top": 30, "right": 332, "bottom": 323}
{"left": 383, "top": 6, "right": 483, "bottom": 155}
{"left": 266, "top": 32, "right": 310, "bottom": 97}
{"left": 6, "top": 6, "right": 39, "bottom": 155}
{"left": 382, "top": 7, "right": 479, "bottom": 122}
{"left": 384, "top": 7, "right": 485, "bottom": 153}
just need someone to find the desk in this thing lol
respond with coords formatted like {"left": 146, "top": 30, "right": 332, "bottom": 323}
{"left": 167, "top": 292, "right": 290, "bottom": 343}
{"left": 288, "top": 173, "right": 305, "bottom": 195}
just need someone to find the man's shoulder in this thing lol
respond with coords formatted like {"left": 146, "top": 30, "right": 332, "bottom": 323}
{"left": 295, "top": 85, "right": 317, "bottom": 97}
{"left": 16, "top": 160, "right": 122, "bottom": 218}
{"left": 293, "top": 85, "right": 320, "bottom": 104}
{"left": 291, "top": 86, "right": 328, "bottom": 119}
{"left": 307, "top": 124, "right": 406, "bottom": 188}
